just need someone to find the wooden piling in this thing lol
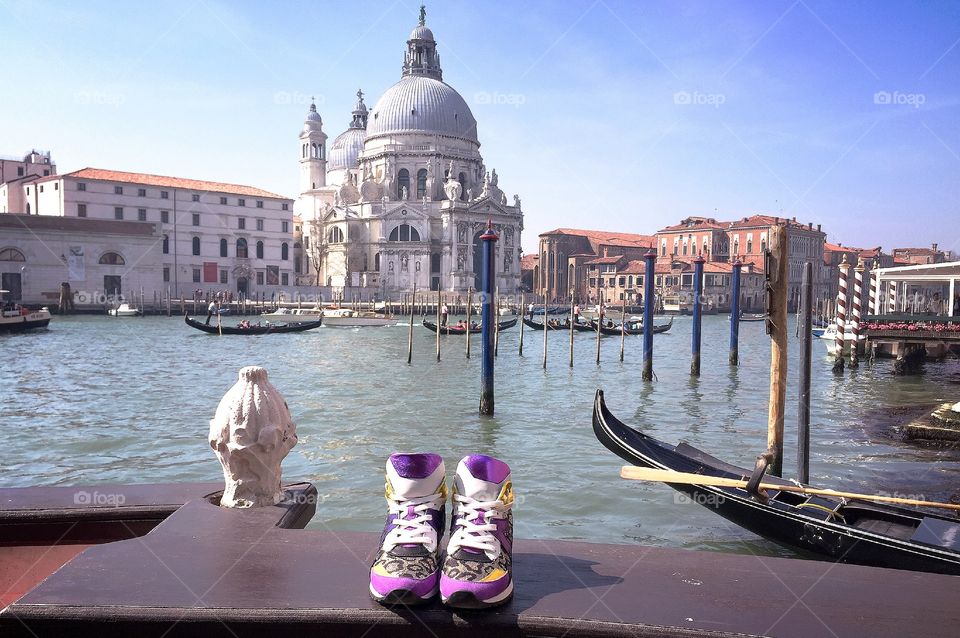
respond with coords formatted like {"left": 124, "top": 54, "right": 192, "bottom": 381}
{"left": 407, "top": 284, "right": 416, "bottom": 365}
{"left": 494, "top": 286, "right": 500, "bottom": 357}
{"left": 595, "top": 291, "right": 602, "bottom": 366}
{"left": 518, "top": 293, "right": 525, "bottom": 356}
{"left": 729, "top": 260, "right": 742, "bottom": 365}
{"left": 466, "top": 288, "right": 473, "bottom": 359}
{"left": 766, "top": 225, "right": 788, "bottom": 477}
{"left": 436, "top": 289, "right": 441, "bottom": 362}
{"left": 642, "top": 251, "right": 656, "bottom": 381}
{"left": 569, "top": 292, "right": 575, "bottom": 368}
{"left": 479, "top": 223, "right": 498, "bottom": 415}
{"left": 542, "top": 298, "right": 548, "bottom": 370}
{"left": 691, "top": 256, "right": 704, "bottom": 376}
{"left": 798, "top": 262, "right": 813, "bottom": 484}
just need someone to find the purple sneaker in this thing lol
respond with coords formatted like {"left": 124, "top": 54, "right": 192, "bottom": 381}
{"left": 369, "top": 453, "right": 447, "bottom": 605}
{"left": 440, "top": 455, "right": 514, "bottom": 609}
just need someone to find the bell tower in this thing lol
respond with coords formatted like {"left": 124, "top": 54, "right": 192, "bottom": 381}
{"left": 300, "top": 100, "right": 327, "bottom": 193}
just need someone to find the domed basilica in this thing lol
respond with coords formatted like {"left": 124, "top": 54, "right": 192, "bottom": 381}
{"left": 294, "top": 8, "right": 523, "bottom": 294}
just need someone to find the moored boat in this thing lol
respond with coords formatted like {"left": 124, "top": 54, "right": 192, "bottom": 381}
{"left": 260, "top": 306, "right": 324, "bottom": 323}
{"left": 592, "top": 389, "right": 960, "bottom": 575}
{"left": 321, "top": 308, "right": 398, "bottom": 327}
{"left": 739, "top": 313, "right": 767, "bottom": 322}
{"left": 422, "top": 317, "right": 517, "bottom": 334}
{"left": 184, "top": 315, "right": 322, "bottom": 335}
{"left": 0, "top": 298, "right": 51, "bottom": 333}
{"left": 591, "top": 316, "right": 673, "bottom": 336}
{"left": 107, "top": 303, "right": 141, "bottom": 317}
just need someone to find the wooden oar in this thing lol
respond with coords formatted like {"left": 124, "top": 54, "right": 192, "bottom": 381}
{"left": 620, "top": 466, "right": 960, "bottom": 512}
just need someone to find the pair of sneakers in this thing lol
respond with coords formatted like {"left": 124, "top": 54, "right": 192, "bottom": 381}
{"left": 369, "top": 453, "right": 514, "bottom": 609}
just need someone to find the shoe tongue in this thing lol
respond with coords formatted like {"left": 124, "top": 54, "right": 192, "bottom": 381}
{"left": 387, "top": 453, "right": 444, "bottom": 499}
{"left": 455, "top": 455, "right": 510, "bottom": 502}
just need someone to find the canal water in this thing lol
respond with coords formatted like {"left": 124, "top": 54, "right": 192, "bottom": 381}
{"left": 3, "top": 314, "right": 959, "bottom": 558}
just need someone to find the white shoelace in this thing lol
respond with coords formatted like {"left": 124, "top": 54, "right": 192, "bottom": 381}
{"left": 382, "top": 492, "right": 445, "bottom": 553}
{"left": 447, "top": 494, "right": 505, "bottom": 560}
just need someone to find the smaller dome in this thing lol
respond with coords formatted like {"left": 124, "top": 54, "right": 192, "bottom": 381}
{"left": 306, "top": 102, "right": 322, "bottom": 122}
{"left": 303, "top": 102, "right": 323, "bottom": 133}
{"left": 409, "top": 25, "right": 434, "bottom": 40}
{"left": 328, "top": 128, "right": 366, "bottom": 172}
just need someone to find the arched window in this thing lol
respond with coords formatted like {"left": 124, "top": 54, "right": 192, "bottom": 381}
{"left": 328, "top": 227, "right": 344, "bottom": 243}
{"left": 747, "top": 239, "right": 753, "bottom": 254}
{"left": 162, "top": 235, "right": 169, "bottom": 255}
{"left": 220, "top": 238, "right": 228, "bottom": 257}
{"left": 374, "top": 252, "right": 380, "bottom": 271}
{"left": 458, "top": 172, "right": 468, "bottom": 201}
{"left": 388, "top": 223, "right": 420, "bottom": 242}
{"left": 397, "top": 169, "right": 409, "bottom": 198}
{"left": 0, "top": 248, "right": 26, "bottom": 261}
{"left": 192, "top": 237, "right": 200, "bottom": 256}
{"left": 682, "top": 242, "right": 688, "bottom": 256}
{"left": 99, "top": 252, "right": 125, "bottom": 265}
{"left": 236, "top": 238, "right": 248, "bottom": 258}
{"left": 256, "top": 240, "right": 264, "bottom": 259}
{"left": 281, "top": 242, "right": 289, "bottom": 260}
{"left": 416, "top": 169, "right": 427, "bottom": 198}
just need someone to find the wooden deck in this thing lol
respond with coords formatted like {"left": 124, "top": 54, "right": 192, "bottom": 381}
{"left": 2, "top": 482, "right": 958, "bottom": 637}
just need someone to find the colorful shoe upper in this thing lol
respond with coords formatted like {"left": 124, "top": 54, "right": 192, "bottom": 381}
{"left": 369, "top": 453, "right": 447, "bottom": 603}
{"left": 441, "top": 455, "right": 514, "bottom": 607}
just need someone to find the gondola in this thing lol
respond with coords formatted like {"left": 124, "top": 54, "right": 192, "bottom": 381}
{"left": 591, "top": 316, "right": 674, "bottom": 336}
{"left": 422, "top": 317, "right": 517, "bottom": 335}
{"left": 739, "top": 313, "right": 767, "bottom": 322}
{"left": 184, "top": 315, "right": 322, "bottom": 335}
{"left": 592, "top": 389, "right": 960, "bottom": 576}
{"left": 521, "top": 317, "right": 570, "bottom": 331}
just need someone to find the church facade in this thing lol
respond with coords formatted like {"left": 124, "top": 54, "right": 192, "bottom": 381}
{"left": 294, "top": 10, "right": 523, "bottom": 294}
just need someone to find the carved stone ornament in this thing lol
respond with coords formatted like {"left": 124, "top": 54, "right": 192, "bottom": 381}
{"left": 209, "top": 366, "right": 298, "bottom": 508}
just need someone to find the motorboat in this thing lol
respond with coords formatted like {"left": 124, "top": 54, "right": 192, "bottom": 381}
{"left": 108, "top": 303, "right": 141, "bottom": 317}
{"left": 321, "top": 308, "right": 398, "bottom": 328}
{"left": 260, "top": 306, "right": 324, "bottom": 323}
{"left": 0, "top": 295, "right": 51, "bottom": 333}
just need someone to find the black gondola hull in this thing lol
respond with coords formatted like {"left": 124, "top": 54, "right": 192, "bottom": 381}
{"left": 184, "top": 315, "right": 322, "bottom": 335}
{"left": 592, "top": 389, "right": 960, "bottom": 576}
{"left": 422, "top": 318, "right": 517, "bottom": 334}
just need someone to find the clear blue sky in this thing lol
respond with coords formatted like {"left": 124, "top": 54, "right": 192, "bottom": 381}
{"left": 2, "top": 0, "right": 958, "bottom": 256}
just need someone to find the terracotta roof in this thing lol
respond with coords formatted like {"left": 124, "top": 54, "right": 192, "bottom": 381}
{"left": 585, "top": 256, "right": 625, "bottom": 265}
{"left": 520, "top": 254, "right": 538, "bottom": 270}
{"left": 658, "top": 217, "right": 727, "bottom": 232}
{"left": 893, "top": 247, "right": 940, "bottom": 255}
{"left": 540, "top": 227, "right": 656, "bottom": 248}
{"left": 619, "top": 260, "right": 647, "bottom": 274}
{"left": 0, "top": 213, "right": 157, "bottom": 236}
{"left": 57, "top": 168, "right": 291, "bottom": 200}
{"left": 728, "top": 215, "right": 820, "bottom": 231}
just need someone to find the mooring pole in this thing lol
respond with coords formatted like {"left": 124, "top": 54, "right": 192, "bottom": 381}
{"left": 518, "top": 292, "right": 524, "bottom": 356}
{"left": 542, "top": 297, "right": 548, "bottom": 370}
{"left": 436, "top": 289, "right": 442, "bottom": 362}
{"left": 729, "top": 260, "right": 742, "bottom": 365}
{"left": 595, "top": 290, "right": 602, "bottom": 366}
{"left": 767, "top": 225, "right": 788, "bottom": 478}
{"left": 642, "top": 251, "right": 656, "bottom": 381}
{"left": 691, "top": 255, "right": 705, "bottom": 376}
{"left": 569, "top": 291, "right": 575, "bottom": 367}
{"left": 851, "top": 263, "right": 864, "bottom": 367}
{"left": 479, "top": 222, "right": 498, "bottom": 415}
{"left": 619, "top": 300, "right": 626, "bottom": 362}
{"left": 407, "top": 284, "right": 416, "bottom": 365}
{"left": 466, "top": 287, "right": 473, "bottom": 359}
{"left": 494, "top": 286, "right": 500, "bottom": 357}
{"left": 798, "top": 261, "right": 813, "bottom": 484}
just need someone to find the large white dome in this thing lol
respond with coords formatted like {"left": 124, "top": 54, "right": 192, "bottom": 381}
{"left": 366, "top": 76, "right": 479, "bottom": 144}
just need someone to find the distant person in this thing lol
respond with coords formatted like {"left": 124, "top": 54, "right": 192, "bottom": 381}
{"left": 573, "top": 303, "right": 581, "bottom": 323}
{"left": 528, "top": 302, "right": 534, "bottom": 319}
{"left": 205, "top": 300, "right": 217, "bottom": 325}
{"left": 440, "top": 303, "right": 449, "bottom": 326}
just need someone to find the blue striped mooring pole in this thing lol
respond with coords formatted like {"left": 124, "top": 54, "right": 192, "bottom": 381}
{"left": 642, "top": 250, "right": 657, "bottom": 381}
{"left": 691, "top": 255, "right": 705, "bottom": 376}
{"left": 479, "top": 221, "right": 498, "bottom": 415}
{"left": 729, "top": 260, "right": 742, "bottom": 365}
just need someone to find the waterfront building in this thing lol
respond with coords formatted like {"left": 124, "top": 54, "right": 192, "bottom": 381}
{"left": 534, "top": 228, "right": 655, "bottom": 303}
{"left": 0, "top": 150, "right": 56, "bottom": 214}
{"left": 892, "top": 243, "right": 946, "bottom": 266}
{"left": 519, "top": 254, "right": 537, "bottom": 293}
{"left": 1, "top": 167, "right": 294, "bottom": 298}
{"left": 0, "top": 214, "right": 162, "bottom": 304}
{"left": 294, "top": 10, "right": 524, "bottom": 295}
{"left": 822, "top": 243, "right": 894, "bottom": 303}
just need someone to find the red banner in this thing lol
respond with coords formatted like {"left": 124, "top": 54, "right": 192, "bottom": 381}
{"left": 203, "top": 262, "right": 218, "bottom": 283}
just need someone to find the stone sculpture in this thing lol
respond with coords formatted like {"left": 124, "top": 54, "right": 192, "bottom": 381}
{"left": 209, "top": 366, "right": 298, "bottom": 508}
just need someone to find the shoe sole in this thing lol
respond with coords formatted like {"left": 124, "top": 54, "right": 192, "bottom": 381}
{"left": 441, "top": 579, "right": 513, "bottom": 609}
{"left": 369, "top": 582, "right": 438, "bottom": 606}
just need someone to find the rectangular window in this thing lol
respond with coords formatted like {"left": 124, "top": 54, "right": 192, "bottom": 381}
{"left": 256, "top": 219, "right": 264, "bottom": 231}
{"left": 192, "top": 213, "right": 200, "bottom": 226}
{"left": 281, "top": 272, "right": 288, "bottom": 286}
{"left": 78, "top": 204, "right": 87, "bottom": 217}
{"left": 192, "top": 268, "right": 201, "bottom": 283}
{"left": 138, "top": 208, "right": 147, "bottom": 221}
{"left": 191, "top": 194, "right": 200, "bottom": 202}
{"left": 114, "top": 186, "right": 123, "bottom": 195}
{"left": 54, "top": 183, "right": 58, "bottom": 190}
{"left": 256, "top": 200, "right": 264, "bottom": 208}
{"left": 160, "top": 191, "right": 169, "bottom": 199}
{"left": 238, "top": 217, "right": 246, "bottom": 230}
{"left": 77, "top": 182, "right": 86, "bottom": 191}
{"left": 238, "top": 198, "right": 246, "bottom": 207}
{"left": 138, "top": 188, "right": 146, "bottom": 197}
{"left": 43, "top": 169, "right": 49, "bottom": 176}
{"left": 609, "top": 277, "right": 616, "bottom": 287}
{"left": 282, "top": 221, "right": 289, "bottom": 233}
{"left": 220, "top": 269, "right": 228, "bottom": 284}
{"left": 17, "top": 167, "right": 23, "bottom": 176}
{"left": 618, "top": 277, "right": 625, "bottom": 287}
{"left": 637, "top": 276, "right": 643, "bottom": 287}
{"left": 281, "top": 203, "right": 289, "bottom": 211}
{"left": 160, "top": 210, "right": 169, "bottom": 223}
{"left": 114, "top": 207, "right": 123, "bottom": 220}
{"left": 220, "top": 196, "right": 227, "bottom": 205}
{"left": 256, "top": 271, "right": 264, "bottom": 285}
{"left": 589, "top": 278, "right": 596, "bottom": 287}
{"left": 163, "top": 267, "right": 170, "bottom": 283}
{"left": 39, "top": 185, "right": 43, "bottom": 192}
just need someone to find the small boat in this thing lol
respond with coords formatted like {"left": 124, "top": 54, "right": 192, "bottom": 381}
{"left": 422, "top": 318, "right": 517, "bottom": 335}
{"left": 0, "top": 296, "right": 51, "bottom": 333}
{"left": 521, "top": 317, "right": 570, "bottom": 331}
{"left": 739, "top": 313, "right": 767, "bottom": 322}
{"left": 108, "top": 303, "right": 141, "bottom": 317}
{"left": 321, "top": 308, "right": 398, "bottom": 328}
{"left": 260, "top": 306, "right": 324, "bottom": 323}
{"left": 184, "top": 315, "right": 322, "bottom": 335}
{"left": 592, "top": 390, "right": 960, "bottom": 576}
{"left": 591, "top": 316, "right": 674, "bottom": 336}
{"left": 811, "top": 328, "right": 826, "bottom": 338}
